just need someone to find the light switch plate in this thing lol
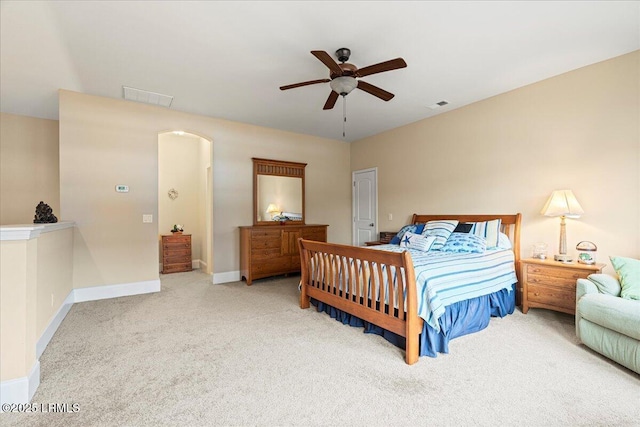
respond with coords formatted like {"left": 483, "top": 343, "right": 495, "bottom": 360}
{"left": 142, "top": 214, "right": 153, "bottom": 223}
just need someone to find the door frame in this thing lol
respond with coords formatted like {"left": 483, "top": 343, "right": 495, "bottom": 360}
{"left": 157, "top": 130, "right": 214, "bottom": 277}
{"left": 352, "top": 167, "right": 378, "bottom": 246}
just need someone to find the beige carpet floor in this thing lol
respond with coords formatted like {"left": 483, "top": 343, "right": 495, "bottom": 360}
{"left": 4, "top": 270, "right": 639, "bottom": 427}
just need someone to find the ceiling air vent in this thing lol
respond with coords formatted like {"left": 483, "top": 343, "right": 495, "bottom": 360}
{"left": 123, "top": 86, "right": 173, "bottom": 108}
{"left": 427, "top": 100, "right": 449, "bottom": 110}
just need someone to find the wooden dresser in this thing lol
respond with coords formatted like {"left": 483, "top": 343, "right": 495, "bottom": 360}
{"left": 520, "top": 258, "right": 604, "bottom": 315}
{"left": 161, "top": 233, "right": 192, "bottom": 274}
{"left": 239, "top": 224, "right": 328, "bottom": 285}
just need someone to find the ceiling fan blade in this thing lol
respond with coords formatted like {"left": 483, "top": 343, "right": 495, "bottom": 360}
{"left": 356, "top": 58, "right": 407, "bottom": 78}
{"left": 323, "top": 91, "right": 339, "bottom": 110}
{"left": 357, "top": 81, "right": 394, "bottom": 101}
{"left": 280, "top": 79, "right": 330, "bottom": 91}
{"left": 311, "top": 51, "right": 343, "bottom": 75}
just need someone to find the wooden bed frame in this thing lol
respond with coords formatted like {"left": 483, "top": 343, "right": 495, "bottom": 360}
{"left": 298, "top": 213, "right": 522, "bottom": 365}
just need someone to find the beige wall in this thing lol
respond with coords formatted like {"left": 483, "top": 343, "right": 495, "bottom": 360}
{"left": 59, "top": 90, "right": 351, "bottom": 288}
{"left": 0, "top": 239, "right": 37, "bottom": 381}
{"left": 0, "top": 113, "right": 60, "bottom": 225}
{"left": 35, "top": 227, "right": 73, "bottom": 337}
{"left": 351, "top": 51, "right": 639, "bottom": 272}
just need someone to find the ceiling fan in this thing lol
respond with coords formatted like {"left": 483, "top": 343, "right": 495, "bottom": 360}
{"left": 279, "top": 48, "right": 407, "bottom": 110}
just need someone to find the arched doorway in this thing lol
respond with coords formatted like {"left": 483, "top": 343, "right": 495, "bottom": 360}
{"left": 158, "top": 131, "right": 213, "bottom": 275}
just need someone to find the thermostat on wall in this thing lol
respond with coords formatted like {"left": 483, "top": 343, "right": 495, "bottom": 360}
{"left": 115, "top": 185, "right": 129, "bottom": 193}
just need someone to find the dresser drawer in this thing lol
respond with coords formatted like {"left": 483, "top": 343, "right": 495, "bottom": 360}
{"left": 252, "top": 248, "right": 282, "bottom": 260}
{"left": 251, "top": 235, "right": 281, "bottom": 250}
{"left": 163, "top": 247, "right": 190, "bottom": 257}
{"left": 162, "top": 263, "right": 192, "bottom": 274}
{"left": 527, "top": 283, "right": 575, "bottom": 310}
{"left": 253, "top": 257, "right": 291, "bottom": 275}
{"left": 163, "top": 242, "right": 191, "bottom": 251}
{"left": 163, "top": 235, "right": 191, "bottom": 244}
{"left": 302, "top": 230, "right": 326, "bottom": 241}
{"left": 164, "top": 254, "right": 192, "bottom": 265}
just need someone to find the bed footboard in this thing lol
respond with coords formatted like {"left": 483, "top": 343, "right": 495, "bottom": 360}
{"left": 298, "top": 239, "right": 423, "bottom": 364}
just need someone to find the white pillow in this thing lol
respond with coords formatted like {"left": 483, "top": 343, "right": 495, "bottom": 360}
{"left": 399, "top": 231, "right": 436, "bottom": 252}
{"left": 421, "top": 220, "right": 459, "bottom": 250}
{"left": 497, "top": 232, "right": 512, "bottom": 249}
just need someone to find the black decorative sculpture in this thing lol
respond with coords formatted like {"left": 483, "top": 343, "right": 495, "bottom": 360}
{"left": 33, "top": 201, "right": 58, "bottom": 224}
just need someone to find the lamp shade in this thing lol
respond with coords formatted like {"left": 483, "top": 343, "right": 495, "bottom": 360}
{"left": 265, "top": 203, "right": 280, "bottom": 214}
{"left": 540, "top": 190, "right": 584, "bottom": 218}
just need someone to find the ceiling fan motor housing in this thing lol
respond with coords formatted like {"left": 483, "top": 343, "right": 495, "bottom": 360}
{"left": 335, "top": 47, "right": 351, "bottom": 63}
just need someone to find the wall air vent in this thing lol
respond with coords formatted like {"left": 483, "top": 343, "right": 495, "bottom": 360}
{"left": 427, "top": 100, "right": 449, "bottom": 110}
{"left": 123, "top": 86, "right": 173, "bottom": 108}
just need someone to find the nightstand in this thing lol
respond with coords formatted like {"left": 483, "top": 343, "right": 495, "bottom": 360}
{"left": 364, "top": 241, "right": 383, "bottom": 246}
{"left": 520, "top": 258, "right": 605, "bottom": 315}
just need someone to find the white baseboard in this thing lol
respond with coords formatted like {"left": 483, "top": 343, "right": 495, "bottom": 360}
{"left": 36, "top": 291, "right": 74, "bottom": 359}
{"left": 213, "top": 270, "right": 240, "bottom": 284}
{"left": 73, "top": 279, "right": 161, "bottom": 303}
{"left": 3, "top": 278, "right": 162, "bottom": 405}
{"left": 0, "top": 361, "right": 40, "bottom": 408}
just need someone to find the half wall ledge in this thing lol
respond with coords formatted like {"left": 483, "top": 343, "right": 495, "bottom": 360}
{"left": 0, "top": 221, "right": 75, "bottom": 241}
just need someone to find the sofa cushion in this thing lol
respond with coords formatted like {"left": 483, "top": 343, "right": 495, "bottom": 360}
{"left": 577, "top": 293, "right": 640, "bottom": 341}
{"left": 587, "top": 274, "right": 621, "bottom": 296}
{"left": 610, "top": 256, "right": 640, "bottom": 300}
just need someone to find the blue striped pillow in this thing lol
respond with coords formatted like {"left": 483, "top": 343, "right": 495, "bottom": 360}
{"left": 421, "top": 220, "right": 459, "bottom": 250}
{"left": 469, "top": 219, "right": 502, "bottom": 249}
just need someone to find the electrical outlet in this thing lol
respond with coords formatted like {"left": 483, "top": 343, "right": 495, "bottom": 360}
{"left": 51, "top": 294, "right": 54, "bottom": 307}
{"left": 143, "top": 214, "right": 153, "bottom": 223}
{"left": 388, "top": 213, "right": 393, "bottom": 221}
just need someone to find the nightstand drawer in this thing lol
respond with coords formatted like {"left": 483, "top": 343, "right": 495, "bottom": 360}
{"left": 526, "top": 264, "right": 590, "bottom": 282}
{"left": 527, "top": 283, "right": 575, "bottom": 310}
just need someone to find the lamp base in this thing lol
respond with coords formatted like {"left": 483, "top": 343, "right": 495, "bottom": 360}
{"left": 554, "top": 254, "right": 573, "bottom": 263}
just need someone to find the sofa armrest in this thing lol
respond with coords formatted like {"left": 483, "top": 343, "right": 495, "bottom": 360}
{"left": 576, "top": 278, "right": 598, "bottom": 302}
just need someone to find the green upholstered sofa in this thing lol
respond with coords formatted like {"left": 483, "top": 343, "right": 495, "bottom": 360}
{"left": 576, "top": 274, "right": 640, "bottom": 374}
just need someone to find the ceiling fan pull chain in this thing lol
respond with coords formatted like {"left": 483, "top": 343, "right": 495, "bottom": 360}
{"left": 343, "top": 95, "right": 347, "bottom": 138}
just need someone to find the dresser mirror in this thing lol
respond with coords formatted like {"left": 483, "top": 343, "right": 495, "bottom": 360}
{"left": 253, "top": 158, "right": 306, "bottom": 225}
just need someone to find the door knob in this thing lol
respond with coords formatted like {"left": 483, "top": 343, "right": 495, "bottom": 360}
{"left": 369, "top": 223, "right": 374, "bottom": 226}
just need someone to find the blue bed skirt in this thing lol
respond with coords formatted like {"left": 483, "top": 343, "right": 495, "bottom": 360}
{"left": 311, "top": 283, "right": 516, "bottom": 358}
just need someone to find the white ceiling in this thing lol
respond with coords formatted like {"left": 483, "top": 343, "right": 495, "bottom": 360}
{"left": 1, "top": 1, "right": 638, "bottom": 142}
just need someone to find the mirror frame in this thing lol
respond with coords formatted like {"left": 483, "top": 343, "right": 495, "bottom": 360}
{"left": 253, "top": 158, "right": 306, "bottom": 225}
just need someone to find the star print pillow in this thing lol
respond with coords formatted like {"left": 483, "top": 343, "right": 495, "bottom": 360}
{"left": 399, "top": 231, "right": 437, "bottom": 252}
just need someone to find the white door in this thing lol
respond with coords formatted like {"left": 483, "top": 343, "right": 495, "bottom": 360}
{"left": 352, "top": 168, "right": 377, "bottom": 246}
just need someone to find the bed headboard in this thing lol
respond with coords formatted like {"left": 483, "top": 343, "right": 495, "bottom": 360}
{"left": 410, "top": 213, "right": 522, "bottom": 265}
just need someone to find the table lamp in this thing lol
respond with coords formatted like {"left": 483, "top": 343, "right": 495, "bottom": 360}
{"left": 265, "top": 203, "right": 280, "bottom": 220}
{"left": 540, "top": 190, "right": 584, "bottom": 262}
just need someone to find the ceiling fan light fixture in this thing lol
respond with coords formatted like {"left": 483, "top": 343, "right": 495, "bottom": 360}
{"left": 330, "top": 76, "right": 357, "bottom": 96}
